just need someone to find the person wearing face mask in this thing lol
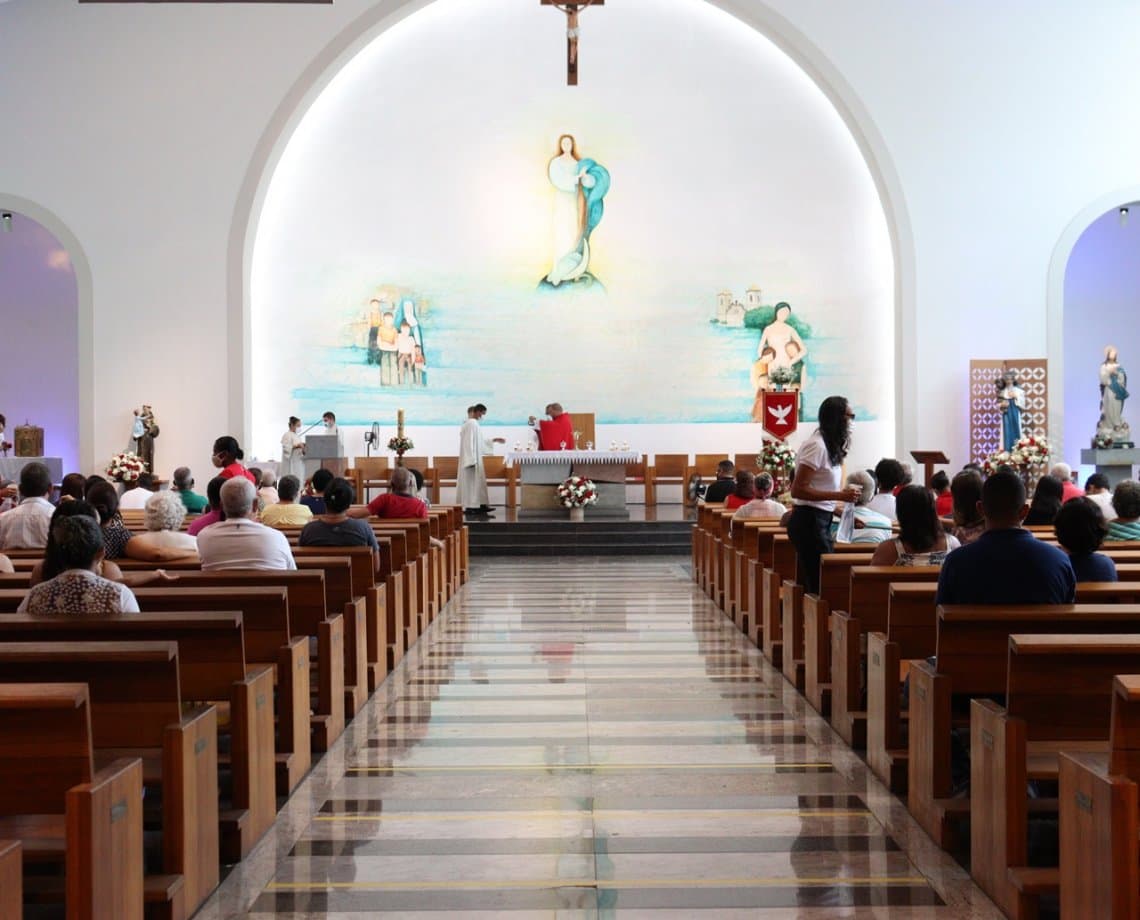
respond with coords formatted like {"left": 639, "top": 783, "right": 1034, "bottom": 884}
{"left": 210, "top": 435, "right": 256, "bottom": 484}
{"left": 321, "top": 411, "right": 338, "bottom": 436}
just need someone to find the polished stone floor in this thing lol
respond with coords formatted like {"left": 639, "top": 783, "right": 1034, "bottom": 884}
{"left": 198, "top": 558, "right": 1002, "bottom": 918}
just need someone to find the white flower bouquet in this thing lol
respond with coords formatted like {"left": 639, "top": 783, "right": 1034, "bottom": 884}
{"left": 556, "top": 476, "right": 599, "bottom": 508}
{"left": 106, "top": 451, "right": 147, "bottom": 483}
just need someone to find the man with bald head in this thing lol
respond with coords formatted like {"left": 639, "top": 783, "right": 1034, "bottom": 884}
{"left": 196, "top": 477, "right": 296, "bottom": 571}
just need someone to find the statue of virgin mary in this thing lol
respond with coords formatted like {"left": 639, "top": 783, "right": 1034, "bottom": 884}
{"left": 541, "top": 134, "right": 610, "bottom": 290}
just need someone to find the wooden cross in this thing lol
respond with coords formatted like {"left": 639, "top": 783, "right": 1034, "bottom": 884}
{"left": 541, "top": 0, "right": 604, "bottom": 86}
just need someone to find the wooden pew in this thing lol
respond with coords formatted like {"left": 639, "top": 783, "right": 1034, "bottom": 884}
{"left": 292, "top": 551, "right": 370, "bottom": 715}
{"left": 800, "top": 552, "right": 874, "bottom": 713}
{"left": 971, "top": 634, "right": 1140, "bottom": 918}
{"left": 154, "top": 569, "right": 344, "bottom": 756}
{"left": 1059, "top": 674, "right": 1140, "bottom": 920}
{"left": 0, "top": 641, "right": 219, "bottom": 918}
{"left": 908, "top": 604, "right": 1140, "bottom": 852}
{"left": 760, "top": 567, "right": 783, "bottom": 667}
{"left": 0, "top": 683, "right": 144, "bottom": 920}
{"left": 829, "top": 565, "right": 941, "bottom": 749}
{"left": 131, "top": 586, "right": 309, "bottom": 796}
{"left": 0, "top": 608, "right": 276, "bottom": 864}
{"left": 0, "top": 839, "right": 20, "bottom": 920}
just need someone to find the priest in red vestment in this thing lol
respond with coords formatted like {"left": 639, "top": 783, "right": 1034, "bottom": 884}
{"left": 529, "top": 403, "right": 575, "bottom": 450}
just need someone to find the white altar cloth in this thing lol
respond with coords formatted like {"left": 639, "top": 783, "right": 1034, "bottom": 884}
{"left": 506, "top": 450, "right": 641, "bottom": 466}
{"left": 0, "top": 456, "right": 65, "bottom": 483}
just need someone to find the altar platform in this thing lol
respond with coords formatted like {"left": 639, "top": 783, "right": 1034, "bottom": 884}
{"left": 466, "top": 504, "right": 694, "bottom": 556}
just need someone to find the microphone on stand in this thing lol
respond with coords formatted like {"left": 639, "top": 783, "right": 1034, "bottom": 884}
{"left": 298, "top": 421, "right": 324, "bottom": 436}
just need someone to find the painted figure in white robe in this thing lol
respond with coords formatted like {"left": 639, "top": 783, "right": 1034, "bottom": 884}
{"left": 457, "top": 404, "right": 505, "bottom": 515}
{"left": 543, "top": 134, "right": 610, "bottom": 289}
{"left": 281, "top": 416, "right": 306, "bottom": 481}
{"left": 756, "top": 304, "right": 807, "bottom": 389}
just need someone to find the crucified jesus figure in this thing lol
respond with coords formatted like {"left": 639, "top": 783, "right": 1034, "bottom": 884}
{"left": 544, "top": 0, "right": 602, "bottom": 85}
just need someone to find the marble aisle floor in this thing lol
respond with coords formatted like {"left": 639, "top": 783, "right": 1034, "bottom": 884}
{"left": 198, "top": 558, "right": 1003, "bottom": 919}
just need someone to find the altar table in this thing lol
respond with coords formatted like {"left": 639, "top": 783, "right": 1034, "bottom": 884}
{"left": 507, "top": 451, "right": 641, "bottom": 517}
{"left": 0, "top": 456, "right": 64, "bottom": 484}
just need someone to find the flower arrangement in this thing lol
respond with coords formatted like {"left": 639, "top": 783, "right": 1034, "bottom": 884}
{"left": 982, "top": 434, "right": 1051, "bottom": 476}
{"left": 106, "top": 451, "right": 147, "bottom": 483}
{"left": 557, "top": 476, "right": 598, "bottom": 508}
{"left": 387, "top": 435, "right": 414, "bottom": 453}
{"left": 757, "top": 439, "right": 796, "bottom": 480}
{"left": 768, "top": 367, "right": 799, "bottom": 387}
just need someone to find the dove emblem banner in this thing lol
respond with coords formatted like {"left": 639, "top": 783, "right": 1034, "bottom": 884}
{"left": 762, "top": 391, "right": 798, "bottom": 441}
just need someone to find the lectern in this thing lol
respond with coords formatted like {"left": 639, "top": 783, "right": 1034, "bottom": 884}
{"left": 910, "top": 450, "right": 950, "bottom": 488}
{"left": 304, "top": 433, "right": 347, "bottom": 479}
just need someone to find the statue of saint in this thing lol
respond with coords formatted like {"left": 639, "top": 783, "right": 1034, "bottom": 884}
{"left": 133, "top": 405, "right": 159, "bottom": 472}
{"left": 996, "top": 373, "right": 1025, "bottom": 451}
{"left": 1096, "top": 345, "right": 1131, "bottom": 445}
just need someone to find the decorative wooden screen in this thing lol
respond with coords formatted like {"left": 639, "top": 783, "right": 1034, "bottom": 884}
{"left": 969, "top": 359, "right": 1048, "bottom": 465}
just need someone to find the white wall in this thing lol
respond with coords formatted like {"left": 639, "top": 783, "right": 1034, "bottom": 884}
{"left": 2, "top": 0, "right": 1139, "bottom": 478}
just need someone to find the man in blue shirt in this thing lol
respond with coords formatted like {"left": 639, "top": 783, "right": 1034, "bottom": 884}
{"left": 937, "top": 467, "right": 1075, "bottom": 605}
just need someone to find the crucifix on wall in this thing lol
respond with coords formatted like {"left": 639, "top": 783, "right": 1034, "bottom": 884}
{"left": 541, "top": 0, "right": 604, "bottom": 86}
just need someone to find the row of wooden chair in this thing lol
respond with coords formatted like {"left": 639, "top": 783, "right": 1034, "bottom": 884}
{"left": 690, "top": 503, "right": 1140, "bottom": 918}
{"left": 0, "top": 507, "right": 467, "bottom": 920}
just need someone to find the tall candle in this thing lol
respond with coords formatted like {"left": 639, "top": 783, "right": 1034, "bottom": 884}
{"left": 397, "top": 408, "right": 405, "bottom": 435}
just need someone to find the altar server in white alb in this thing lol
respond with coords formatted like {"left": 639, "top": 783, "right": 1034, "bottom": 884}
{"left": 280, "top": 416, "right": 306, "bottom": 481}
{"left": 457, "top": 403, "right": 505, "bottom": 517}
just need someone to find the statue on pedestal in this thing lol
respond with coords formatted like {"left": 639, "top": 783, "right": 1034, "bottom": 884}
{"left": 132, "top": 405, "right": 159, "bottom": 472}
{"left": 996, "top": 373, "right": 1025, "bottom": 451}
{"left": 1095, "top": 345, "right": 1131, "bottom": 446}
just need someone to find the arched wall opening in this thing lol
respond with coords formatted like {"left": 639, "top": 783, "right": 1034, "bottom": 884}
{"left": 0, "top": 199, "right": 90, "bottom": 473}
{"left": 233, "top": 0, "right": 913, "bottom": 471}
{"left": 1060, "top": 199, "right": 1140, "bottom": 472}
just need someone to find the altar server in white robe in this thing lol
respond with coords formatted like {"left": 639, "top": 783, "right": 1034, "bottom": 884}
{"left": 457, "top": 404, "right": 504, "bottom": 516}
{"left": 281, "top": 416, "right": 306, "bottom": 481}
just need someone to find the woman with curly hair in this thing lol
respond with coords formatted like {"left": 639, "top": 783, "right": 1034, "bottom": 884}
{"left": 125, "top": 490, "right": 198, "bottom": 561}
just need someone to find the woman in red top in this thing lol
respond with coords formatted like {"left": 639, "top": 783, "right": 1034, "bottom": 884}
{"left": 724, "top": 470, "right": 756, "bottom": 511}
{"left": 932, "top": 470, "right": 953, "bottom": 517}
{"left": 211, "top": 436, "right": 256, "bottom": 484}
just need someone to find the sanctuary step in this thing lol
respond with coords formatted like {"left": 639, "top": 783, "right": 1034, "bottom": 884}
{"left": 467, "top": 519, "right": 693, "bottom": 556}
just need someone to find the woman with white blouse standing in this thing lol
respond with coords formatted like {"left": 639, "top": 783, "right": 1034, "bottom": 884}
{"left": 280, "top": 416, "right": 305, "bottom": 482}
{"left": 785, "top": 396, "right": 862, "bottom": 594}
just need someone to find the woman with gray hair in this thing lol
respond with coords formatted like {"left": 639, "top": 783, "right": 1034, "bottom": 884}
{"left": 832, "top": 469, "right": 892, "bottom": 544}
{"left": 18, "top": 515, "right": 139, "bottom": 614}
{"left": 124, "top": 490, "right": 199, "bottom": 561}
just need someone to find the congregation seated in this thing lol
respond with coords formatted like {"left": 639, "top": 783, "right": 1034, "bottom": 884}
{"left": 29, "top": 501, "right": 125, "bottom": 587}
{"left": 1084, "top": 471, "right": 1116, "bottom": 521}
{"left": 260, "top": 474, "right": 313, "bottom": 527}
{"left": 257, "top": 468, "right": 279, "bottom": 508}
{"left": 0, "top": 461, "right": 54, "bottom": 549}
{"left": 870, "top": 484, "right": 958, "bottom": 566}
{"left": 1107, "top": 479, "right": 1140, "bottom": 540}
{"left": 408, "top": 467, "right": 431, "bottom": 507}
{"left": 171, "top": 465, "right": 208, "bottom": 514}
{"left": 85, "top": 479, "right": 132, "bottom": 559}
{"left": 1053, "top": 496, "right": 1117, "bottom": 582}
{"left": 931, "top": 470, "right": 952, "bottom": 517}
{"left": 124, "top": 490, "right": 199, "bottom": 562}
{"left": 117, "top": 471, "right": 158, "bottom": 511}
{"left": 17, "top": 515, "right": 139, "bottom": 614}
{"left": 936, "top": 468, "right": 1075, "bottom": 604}
{"left": 831, "top": 469, "right": 891, "bottom": 543}
{"left": 301, "top": 477, "right": 381, "bottom": 572}
{"left": 187, "top": 475, "right": 226, "bottom": 537}
{"left": 946, "top": 468, "right": 985, "bottom": 545}
{"left": 732, "top": 471, "right": 787, "bottom": 521}
{"left": 1022, "top": 473, "right": 1063, "bottom": 526}
{"left": 300, "top": 468, "right": 334, "bottom": 516}
{"left": 197, "top": 477, "right": 296, "bottom": 571}
{"left": 1050, "top": 460, "right": 1084, "bottom": 503}
{"left": 351, "top": 467, "right": 428, "bottom": 520}
{"left": 702, "top": 460, "right": 735, "bottom": 503}
{"left": 723, "top": 470, "right": 756, "bottom": 511}
{"left": 57, "top": 471, "right": 87, "bottom": 503}
{"left": 868, "top": 457, "right": 904, "bottom": 520}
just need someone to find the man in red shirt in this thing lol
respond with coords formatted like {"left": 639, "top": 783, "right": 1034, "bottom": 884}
{"left": 529, "top": 403, "right": 575, "bottom": 450}
{"left": 350, "top": 467, "right": 428, "bottom": 519}
{"left": 1050, "top": 462, "right": 1085, "bottom": 504}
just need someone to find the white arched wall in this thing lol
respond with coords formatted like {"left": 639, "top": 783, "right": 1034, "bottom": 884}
{"left": 229, "top": 0, "right": 914, "bottom": 462}
{"left": 1046, "top": 184, "right": 1140, "bottom": 466}
{"left": 0, "top": 193, "right": 94, "bottom": 472}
